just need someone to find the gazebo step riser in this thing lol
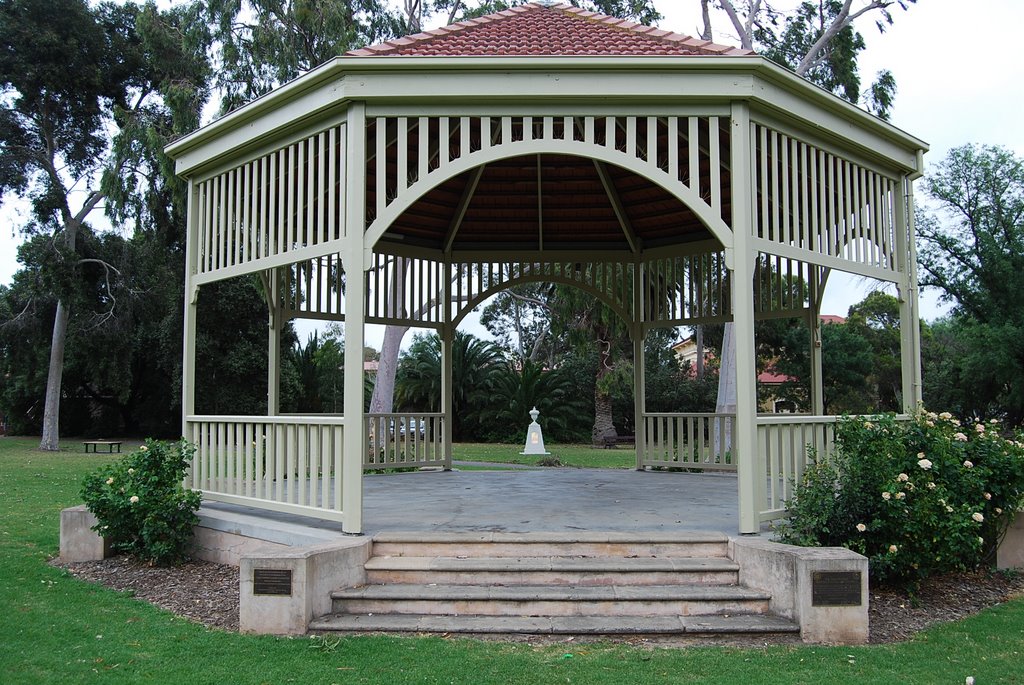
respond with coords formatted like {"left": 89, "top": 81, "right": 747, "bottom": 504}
{"left": 308, "top": 614, "right": 802, "bottom": 637}
{"left": 333, "top": 597, "right": 770, "bottom": 618}
{"left": 370, "top": 541, "right": 730, "bottom": 559}
{"left": 366, "top": 569, "right": 739, "bottom": 586}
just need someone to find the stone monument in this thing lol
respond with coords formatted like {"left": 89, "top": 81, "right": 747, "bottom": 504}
{"left": 520, "top": 406, "right": 550, "bottom": 455}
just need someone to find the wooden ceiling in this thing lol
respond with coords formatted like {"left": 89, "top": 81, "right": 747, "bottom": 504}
{"left": 375, "top": 152, "right": 729, "bottom": 254}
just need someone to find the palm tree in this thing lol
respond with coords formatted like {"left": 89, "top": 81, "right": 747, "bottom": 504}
{"left": 480, "top": 359, "right": 587, "bottom": 443}
{"left": 395, "top": 331, "right": 505, "bottom": 440}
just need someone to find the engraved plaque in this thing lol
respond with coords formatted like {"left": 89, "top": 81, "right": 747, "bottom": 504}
{"left": 253, "top": 568, "right": 292, "bottom": 596}
{"left": 812, "top": 571, "right": 862, "bottom": 607}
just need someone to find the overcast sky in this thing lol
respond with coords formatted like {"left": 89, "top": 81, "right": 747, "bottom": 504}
{"left": 2, "top": 0, "right": 1022, "bottom": 340}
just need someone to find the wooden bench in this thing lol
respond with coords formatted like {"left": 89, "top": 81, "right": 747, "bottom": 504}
{"left": 83, "top": 440, "right": 122, "bottom": 454}
{"left": 600, "top": 434, "right": 636, "bottom": 449}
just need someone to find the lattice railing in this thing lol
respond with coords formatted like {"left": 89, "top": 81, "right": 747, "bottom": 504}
{"left": 752, "top": 123, "right": 899, "bottom": 273}
{"left": 642, "top": 413, "right": 736, "bottom": 470}
{"left": 185, "top": 415, "right": 345, "bottom": 521}
{"left": 365, "top": 413, "right": 447, "bottom": 469}
{"left": 196, "top": 124, "right": 346, "bottom": 276}
{"left": 365, "top": 114, "right": 731, "bottom": 236}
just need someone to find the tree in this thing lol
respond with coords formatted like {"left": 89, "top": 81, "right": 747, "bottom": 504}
{"left": 917, "top": 145, "right": 1024, "bottom": 424}
{"left": 699, "top": 0, "right": 918, "bottom": 118}
{"left": 205, "top": 0, "right": 403, "bottom": 113}
{"left": 0, "top": 0, "right": 165, "bottom": 449}
{"left": 395, "top": 330, "right": 505, "bottom": 440}
{"left": 480, "top": 359, "right": 589, "bottom": 443}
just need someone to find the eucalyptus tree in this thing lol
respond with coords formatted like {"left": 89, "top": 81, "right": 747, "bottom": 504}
{"left": 917, "top": 145, "right": 1024, "bottom": 424}
{"left": 205, "top": 0, "right": 403, "bottom": 113}
{"left": 698, "top": 0, "right": 917, "bottom": 118}
{"left": 0, "top": 0, "right": 178, "bottom": 449}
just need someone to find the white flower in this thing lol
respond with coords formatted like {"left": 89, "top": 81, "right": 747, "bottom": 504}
{"left": 996, "top": 508, "right": 1004, "bottom": 515}
{"left": 895, "top": 492, "right": 906, "bottom": 500}
{"left": 897, "top": 473, "right": 909, "bottom": 482}
{"left": 984, "top": 492, "right": 992, "bottom": 500}
{"left": 882, "top": 491, "right": 892, "bottom": 501}
{"left": 889, "top": 544, "right": 898, "bottom": 553}
{"left": 946, "top": 506, "right": 954, "bottom": 513}
{"left": 953, "top": 418, "right": 962, "bottom": 426}
{"left": 927, "top": 482, "right": 937, "bottom": 490}
{"left": 139, "top": 445, "right": 149, "bottom": 452}
{"left": 105, "top": 477, "right": 114, "bottom": 485}
{"left": 972, "top": 512, "right": 984, "bottom": 523}
{"left": 967, "top": 676, "right": 975, "bottom": 685}
{"left": 856, "top": 523, "right": 867, "bottom": 532}
{"left": 954, "top": 432, "right": 968, "bottom": 442}
{"left": 926, "top": 420, "right": 935, "bottom": 427}
{"left": 918, "top": 458, "right": 933, "bottom": 470}
{"left": 990, "top": 418, "right": 999, "bottom": 424}
{"left": 963, "top": 460, "right": 974, "bottom": 469}
{"left": 865, "top": 421, "right": 874, "bottom": 429}
{"left": 127, "top": 468, "right": 135, "bottom": 475}
{"left": 129, "top": 495, "right": 140, "bottom": 504}
{"left": 976, "top": 424, "right": 986, "bottom": 433}
{"left": 917, "top": 452, "right": 926, "bottom": 459}
{"left": 978, "top": 537, "right": 985, "bottom": 545}
{"left": 939, "top": 412, "right": 953, "bottom": 420}
{"left": 906, "top": 482, "right": 915, "bottom": 491}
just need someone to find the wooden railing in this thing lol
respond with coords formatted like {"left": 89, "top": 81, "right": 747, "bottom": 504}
{"left": 364, "top": 413, "right": 448, "bottom": 470}
{"left": 641, "top": 413, "right": 736, "bottom": 470}
{"left": 756, "top": 415, "right": 839, "bottom": 522}
{"left": 185, "top": 415, "right": 346, "bottom": 521}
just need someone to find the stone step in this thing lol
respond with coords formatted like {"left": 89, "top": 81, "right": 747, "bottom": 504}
{"left": 330, "top": 583, "right": 770, "bottom": 617}
{"left": 364, "top": 556, "right": 739, "bottom": 586}
{"left": 370, "top": 531, "right": 730, "bottom": 559}
{"left": 309, "top": 612, "right": 801, "bottom": 636}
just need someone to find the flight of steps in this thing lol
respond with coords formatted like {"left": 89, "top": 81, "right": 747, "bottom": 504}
{"left": 309, "top": 532, "right": 799, "bottom": 638}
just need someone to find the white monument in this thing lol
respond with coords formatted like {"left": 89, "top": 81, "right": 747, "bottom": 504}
{"left": 520, "top": 406, "right": 550, "bottom": 455}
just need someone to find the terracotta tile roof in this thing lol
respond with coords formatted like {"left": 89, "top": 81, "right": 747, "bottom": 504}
{"left": 348, "top": 2, "right": 751, "bottom": 58}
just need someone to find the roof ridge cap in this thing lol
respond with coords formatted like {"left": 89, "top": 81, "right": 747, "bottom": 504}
{"left": 347, "top": 1, "right": 752, "bottom": 58}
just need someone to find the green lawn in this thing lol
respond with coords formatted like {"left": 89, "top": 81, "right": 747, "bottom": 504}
{"left": 3, "top": 435, "right": 1023, "bottom": 684}
{"left": 453, "top": 442, "right": 636, "bottom": 469}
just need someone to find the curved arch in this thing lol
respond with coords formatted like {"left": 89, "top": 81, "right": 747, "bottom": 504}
{"left": 451, "top": 269, "right": 633, "bottom": 330}
{"left": 363, "top": 138, "right": 734, "bottom": 254}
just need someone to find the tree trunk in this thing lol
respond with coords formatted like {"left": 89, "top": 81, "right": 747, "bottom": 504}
{"left": 714, "top": 322, "right": 736, "bottom": 453}
{"left": 591, "top": 339, "right": 616, "bottom": 445}
{"left": 39, "top": 299, "right": 70, "bottom": 451}
{"left": 369, "top": 324, "right": 409, "bottom": 414}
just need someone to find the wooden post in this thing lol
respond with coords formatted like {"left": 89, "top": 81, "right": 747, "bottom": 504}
{"left": 894, "top": 176, "right": 922, "bottom": 413}
{"left": 730, "top": 103, "right": 761, "bottom": 534}
{"left": 342, "top": 109, "right": 366, "bottom": 535}
{"left": 182, "top": 178, "right": 199, "bottom": 440}
{"left": 440, "top": 321, "right": 454, "bottom": 470}
{"left": 807, "top": 270, "right": 825, "bottom": 416}
{"left": 266, "top": 268, "right": 281, "bottom": 417}
{"left": 633, "top": 261, "right": 646, "bottom": 470}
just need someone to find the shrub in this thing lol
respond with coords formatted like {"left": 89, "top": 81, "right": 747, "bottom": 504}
{"left": 80, "top": 439, "right": 202, "bottom": 566}
{"left": 775, "top": 412, "right": 1024, "bottom": 591}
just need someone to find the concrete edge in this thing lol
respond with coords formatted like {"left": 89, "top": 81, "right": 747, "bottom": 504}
{"left": 239, "top": 536, "right": 371, "bottom": 635}
{"left": 729, "top": 536, "right": 869, "bottom": 645}
{"left": 998, "top": 513, "right": 1024, "bottom": 570}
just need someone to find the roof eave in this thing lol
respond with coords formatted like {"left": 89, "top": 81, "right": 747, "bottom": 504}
{"left": 166, "top": 54, "right": 927, "bottom": 171}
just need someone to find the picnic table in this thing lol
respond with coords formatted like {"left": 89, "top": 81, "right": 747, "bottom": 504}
{"left": 83, "top": 440, "right": 122, "bottom": 454}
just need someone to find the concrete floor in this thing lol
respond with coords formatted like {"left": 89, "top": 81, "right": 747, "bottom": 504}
{"left": 199, "top": 466, "right": 747, "bottom": 541}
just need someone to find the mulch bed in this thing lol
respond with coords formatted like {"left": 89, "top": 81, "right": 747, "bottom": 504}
{"left": 52, "top": 556, "right": 1024, "bottom": 644}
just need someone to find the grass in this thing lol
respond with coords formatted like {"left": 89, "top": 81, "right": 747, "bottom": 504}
{"left": 452, "top": 442, "right": 636, "bottom": 469}
{"left": 2, "top": 434, "right": 1024, "bottom": 684}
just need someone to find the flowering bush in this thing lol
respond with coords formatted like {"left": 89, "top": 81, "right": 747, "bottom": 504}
{"left": 80, "top": 440, "right": 201, "bottom": 566}
{"left": 774, "top": 412, "right": 1024, "bottom": 590}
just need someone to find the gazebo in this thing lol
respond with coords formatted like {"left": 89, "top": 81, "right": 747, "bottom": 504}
{"left": 166, "top": 2, "right": 927, "bottom": 536}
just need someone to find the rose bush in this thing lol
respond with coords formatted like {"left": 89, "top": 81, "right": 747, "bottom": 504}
{"left": 775, "top": 412, "right": 1024, "bottom": 590}
{"left": 80, "top": 440, "right": 201, "bottom": 565}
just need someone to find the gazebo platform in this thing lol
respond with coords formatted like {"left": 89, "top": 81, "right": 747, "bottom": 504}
{"left": 197, "top": 467, "right": 742, "bottom": 540}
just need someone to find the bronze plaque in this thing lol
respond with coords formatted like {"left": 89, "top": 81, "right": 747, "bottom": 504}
{"left": 253, "top": 568, "right": 292, "bottom": 596}
{"left": 811, "top": 571, "right": 862, "bottom": 607}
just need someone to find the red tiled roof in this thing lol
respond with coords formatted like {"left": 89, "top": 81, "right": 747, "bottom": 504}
{"left": 348, "top": 2, "right": 751, "bottom": 58}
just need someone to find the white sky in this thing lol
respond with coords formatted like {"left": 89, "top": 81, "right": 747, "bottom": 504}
{"left": 3, "top": 0, "right": 1023, "bottom": 347}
